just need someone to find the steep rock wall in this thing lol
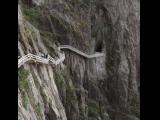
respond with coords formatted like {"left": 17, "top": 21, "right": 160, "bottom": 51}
{"left": 18, "top": 4, "right": 67, "bottom": 120}
{"left": 18, "top": 0, "right": 140, "bottom": 120}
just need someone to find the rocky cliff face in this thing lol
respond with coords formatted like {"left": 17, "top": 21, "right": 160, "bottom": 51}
{"left": 18, "top": 0, "right": 140, "bottom": 120}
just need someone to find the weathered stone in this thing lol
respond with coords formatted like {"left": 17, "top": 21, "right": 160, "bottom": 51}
{"left": 18, "top": 0, "right": 140, "bottom": 119}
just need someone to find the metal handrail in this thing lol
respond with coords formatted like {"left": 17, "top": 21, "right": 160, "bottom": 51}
{"left": 18, "top": 53, "right": 65, "bottom": 68}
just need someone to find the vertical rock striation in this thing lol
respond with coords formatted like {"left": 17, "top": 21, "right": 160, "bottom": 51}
{"left": 18, "top": 0, "right": 140, "bottom": 120}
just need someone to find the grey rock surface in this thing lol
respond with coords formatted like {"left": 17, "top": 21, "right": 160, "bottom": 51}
{"left": 18, "top": 0, "right": 140, "bottom": 120}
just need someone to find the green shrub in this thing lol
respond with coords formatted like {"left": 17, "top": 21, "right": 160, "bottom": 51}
{"left": 18, "top": 68, "right": 29, "bottom": 108}
{"left": 88, "top": 99, "right": 100, "bottom": 120}
{"left": 35, "top": 103, "right": 41, "bottom": 120}
{"left": 88, "top": 117, "right": 98, "bottom": 120}
{"left": 22, "top": 93, "right": 29, "bottom": 109}
{"left": 128, "top": 95, "right": 139, "bottom": 116}
{"left": 18, "top": 68, "right": 29, "bottom": 91}
{"left": 54, "top": 71, "right": 65, "bottom": 87}
{"left": 23, "top": 6, "right": 41, "bottom": 28}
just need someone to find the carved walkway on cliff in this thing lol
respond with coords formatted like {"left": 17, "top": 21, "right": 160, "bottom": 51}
{"left": 18, "top": 45, "right": 104, "bottom": 68}
{"left": 58, "top": 45, "right": 104, "bottom": 58}
{"left": 18, "top": 53, "right": 65, "bottom": 68}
